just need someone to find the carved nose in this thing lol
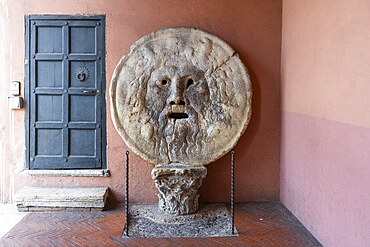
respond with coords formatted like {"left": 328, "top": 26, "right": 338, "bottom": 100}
{"left": 170, "top": 97, "right": 185, "bottom": 106}
{"left": 168, "top": 78, "right": 186, "bottom": 106}
{"left": 168, "top": 85, "right": 185, "bottom": 105}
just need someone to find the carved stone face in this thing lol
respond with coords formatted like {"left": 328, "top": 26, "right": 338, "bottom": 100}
{"left": 145, "top": 63, "right": 212, "bottom": 162}
{"left": 146, "top": 64, "right": 209, "bottom": 120}
{"left": 111, "top": 27, "right": 252, "bottom": 165}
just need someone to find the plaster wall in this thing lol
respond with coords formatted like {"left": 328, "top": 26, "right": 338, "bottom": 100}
{"left": 281, "top": 0, "right": 370, "bottom": 246}
{"left": 0, "top": 0, "right": 282, "bottom": 204}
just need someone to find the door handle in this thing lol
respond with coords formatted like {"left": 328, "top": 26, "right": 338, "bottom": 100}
{"left": 82, "top": 89, "right": 99, "bottom": 95}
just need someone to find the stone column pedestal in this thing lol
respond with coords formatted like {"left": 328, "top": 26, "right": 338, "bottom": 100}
{"left": 151, "top": 164, "right": 207, "bottom": 215}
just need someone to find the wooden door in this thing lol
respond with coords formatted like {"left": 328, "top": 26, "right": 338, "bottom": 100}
{"left": 26, "top": 15, "right": 106, "bottom": 169}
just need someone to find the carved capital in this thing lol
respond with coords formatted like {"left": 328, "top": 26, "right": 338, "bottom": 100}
{"left": 152, "top": 164, "right": 207, "bottom": 215}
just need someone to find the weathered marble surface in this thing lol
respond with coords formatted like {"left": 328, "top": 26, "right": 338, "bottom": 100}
{"left": 14, "top": 187, "right": 108, "bottom": 211}
{"left": 152, "top": 164, "right": 207, "bottom": 215}
{"left": 110, "top": 27, "right": 252, "bottom": 165}
{"left": 123, "top": 203, "right": 237, "bottom": 238}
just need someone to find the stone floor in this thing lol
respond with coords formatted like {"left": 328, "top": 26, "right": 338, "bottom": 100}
{"left": 0, "top": 201, "right": 322, "bottom": 247}
{"left": 0, "top": 204, "right": 28, "bottom": 239}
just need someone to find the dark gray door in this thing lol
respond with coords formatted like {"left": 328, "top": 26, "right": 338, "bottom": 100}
{"left": 26, "top": 16, "right": 106, "bottom": 169}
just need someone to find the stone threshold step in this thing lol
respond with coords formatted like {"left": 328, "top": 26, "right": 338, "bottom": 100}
{"left": 14, "top": 187, "right": 109, "bottom": 212}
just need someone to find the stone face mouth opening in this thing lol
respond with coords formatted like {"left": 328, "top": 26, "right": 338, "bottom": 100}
{"left": 170, "top": 103, "right": 187, "bottom": 119}
{"left": 169, "top": 112, "right": 189, "bottom": 119}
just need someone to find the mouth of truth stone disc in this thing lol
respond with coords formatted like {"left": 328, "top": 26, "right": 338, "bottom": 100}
{"left": 110, "top": 27, "right": 252, "bottom": 165}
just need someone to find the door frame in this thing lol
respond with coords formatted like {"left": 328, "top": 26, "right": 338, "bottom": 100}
{"left": 24, "top": 14, "right": 107, "bottom": 170}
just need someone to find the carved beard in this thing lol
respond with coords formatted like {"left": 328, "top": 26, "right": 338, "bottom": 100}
{"left": 154, "top": 105, "right": 201, "bottom": 163}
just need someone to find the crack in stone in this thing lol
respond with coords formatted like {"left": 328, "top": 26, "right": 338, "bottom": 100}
{"left": 206, "top": 52, "right": 236, "bottom": 80}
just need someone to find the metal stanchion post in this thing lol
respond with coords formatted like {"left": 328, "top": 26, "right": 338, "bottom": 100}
{"left": 231, "top": 150, "right": 235, "bottom": 235}
{"left": 124, "top": 151, "right": 129, "bottom": 236}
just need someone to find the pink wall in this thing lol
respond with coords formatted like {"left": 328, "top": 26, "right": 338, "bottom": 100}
{"left": 0, "top": 0, "right": 282, "bottom": 204}
{"left": 281, "top": 1, "right": 370, "bottom": 246}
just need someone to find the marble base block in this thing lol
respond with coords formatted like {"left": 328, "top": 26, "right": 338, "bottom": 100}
{"left": 151, "top": 164, "right": 207, "bottom": 215}
{"left": 14, "top": 187, "right": 109, "bottom": 211}
{"left": 123, "top": 203, "right": 237, "bottom": 238}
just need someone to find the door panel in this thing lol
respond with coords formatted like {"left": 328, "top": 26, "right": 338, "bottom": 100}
{"left": 36, "top": 26, "right": 63, "bottom": 53}
{"left": 36, "top": 95, "right": 63, "bottom": 121}
{"left": 69, "top": 95, "right": 96, "bottom": 122}
{"left": 27, "top": 16, "right": 105, "bottom": 170}
{"left": 69, "top": 129, "right": 96, "bottom": 156}
{"left": 36, "top": 129, "right": 63, "bottom": 156}
{"left": 36, "top": 61, "right": 63, "bottom": 88}
{"left": 70, "top": 26, "right": 96, "bottom": 54}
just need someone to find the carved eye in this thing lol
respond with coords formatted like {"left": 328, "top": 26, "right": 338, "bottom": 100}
{"left": 186, "top": 78, "right": 194, "bottom": 89}
{"left": 161, "top": 79, "right": 168, "bottom": 85}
